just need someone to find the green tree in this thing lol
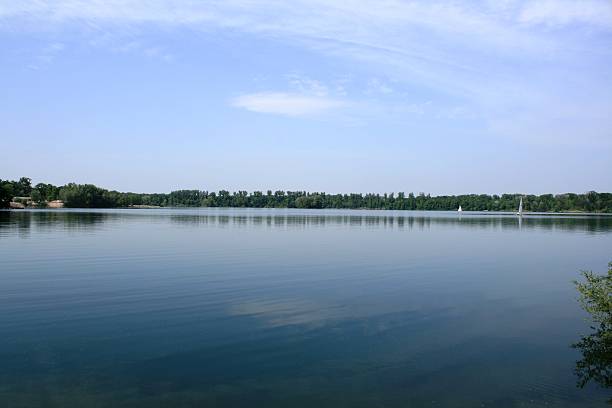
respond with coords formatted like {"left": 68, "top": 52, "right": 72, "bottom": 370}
{"left": 60, "top": 183, "right": 117, "bottom": 208}
{"left": 0, "top": 179, "right": 14, "bottom": 208}
{"left": 13, "top": 177, "right": 32, "bottom": 197}
{"left": 573, "top": 263, "right": 612, "bottom": 398}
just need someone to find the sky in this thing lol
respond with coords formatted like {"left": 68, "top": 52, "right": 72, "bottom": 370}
{"left": 0, "top": 0, "right": 611, "bottom": 195}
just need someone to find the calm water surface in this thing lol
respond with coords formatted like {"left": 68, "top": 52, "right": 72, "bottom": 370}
{"left": 1, "top": 209, "right": 611, "bottom": 407}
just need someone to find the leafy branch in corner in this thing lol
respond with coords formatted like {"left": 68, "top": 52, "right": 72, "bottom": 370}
{"left": 573, "top": 262, "right": 612, "bottom": 395}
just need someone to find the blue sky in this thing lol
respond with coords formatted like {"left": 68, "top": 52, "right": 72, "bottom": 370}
{"left": 1, "top": 0, "right": 611, "bottom": 194}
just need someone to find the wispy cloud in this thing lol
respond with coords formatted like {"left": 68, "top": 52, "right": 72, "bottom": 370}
{"left": 366, "top": 78, "right": 394, "bottom": 95}
{"left": 2, "top": 1, "right": 611, "bottom": 143}
{"left": 28, "top": 41, "right": 65, "bottom": 69}
{"left": 286, "top": 74, "right": 329, "bottom": 97}
{"left": 231, "top": 92, "right": 345, "bottom": 117}
{"left": 88, "top": 35, "right": 175, "bottom": 61}
{"left": 3, "top": 1, "right": 607, "bottom": 98}
{"left": 232, "top": 73, "right": 350, "bottom": 117}
{"left": 519, "top": 0, "right": 612, "bottom": 28}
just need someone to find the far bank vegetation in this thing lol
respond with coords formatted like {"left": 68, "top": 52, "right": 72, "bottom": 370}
{"left": 1, "top": 177, "right": 611, "bottom": 212}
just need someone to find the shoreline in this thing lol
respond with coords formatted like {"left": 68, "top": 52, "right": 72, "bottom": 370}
{"left": 3, "top": 207, "right": 612, "bottom": 216}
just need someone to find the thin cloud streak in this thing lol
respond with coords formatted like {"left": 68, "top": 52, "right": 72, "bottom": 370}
{"left": 231, "top": 92, "right": 346, "bottom": 117}
{"left": 519, "top": 0, "right": 612, "bottom": 28}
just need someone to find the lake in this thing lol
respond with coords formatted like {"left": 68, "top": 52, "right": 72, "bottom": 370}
{"left": 1, "top": 208, "right": 610, "bottom": 407}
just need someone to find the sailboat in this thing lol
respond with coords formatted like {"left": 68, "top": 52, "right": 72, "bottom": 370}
{"left": 458, "top": 205, "right": 463, "bottom": 212}
{"left": 516, "top": 197, "right": 523, "bottom": 216}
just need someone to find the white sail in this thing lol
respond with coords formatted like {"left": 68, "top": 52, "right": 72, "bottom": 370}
{"left": 458, "top": 205, "right": 463, "bottom": 212}
{"left": 517, "top": 197, "right": 523, "bottom": 216}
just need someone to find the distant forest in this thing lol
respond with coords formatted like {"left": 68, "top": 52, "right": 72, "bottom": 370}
{"left": 2, "top": 177, "right": 611, "bottom": 212}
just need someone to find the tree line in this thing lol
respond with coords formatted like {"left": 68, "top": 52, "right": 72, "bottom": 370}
{"left": 1, "top": 177, "right": 611, "bottom": 212}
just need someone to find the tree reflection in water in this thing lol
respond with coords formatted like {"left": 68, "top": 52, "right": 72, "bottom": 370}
{"left": 573, "top": 262, "right": 611, "bottom": 402}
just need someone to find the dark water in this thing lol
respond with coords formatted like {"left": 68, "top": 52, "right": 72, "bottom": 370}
{"left": 1, "top": 209, "right": 610, "bottom": 407}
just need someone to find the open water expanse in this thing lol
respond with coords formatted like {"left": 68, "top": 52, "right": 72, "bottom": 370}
{"left": 1, "top": 208, "right": 611, "bottom": 407}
